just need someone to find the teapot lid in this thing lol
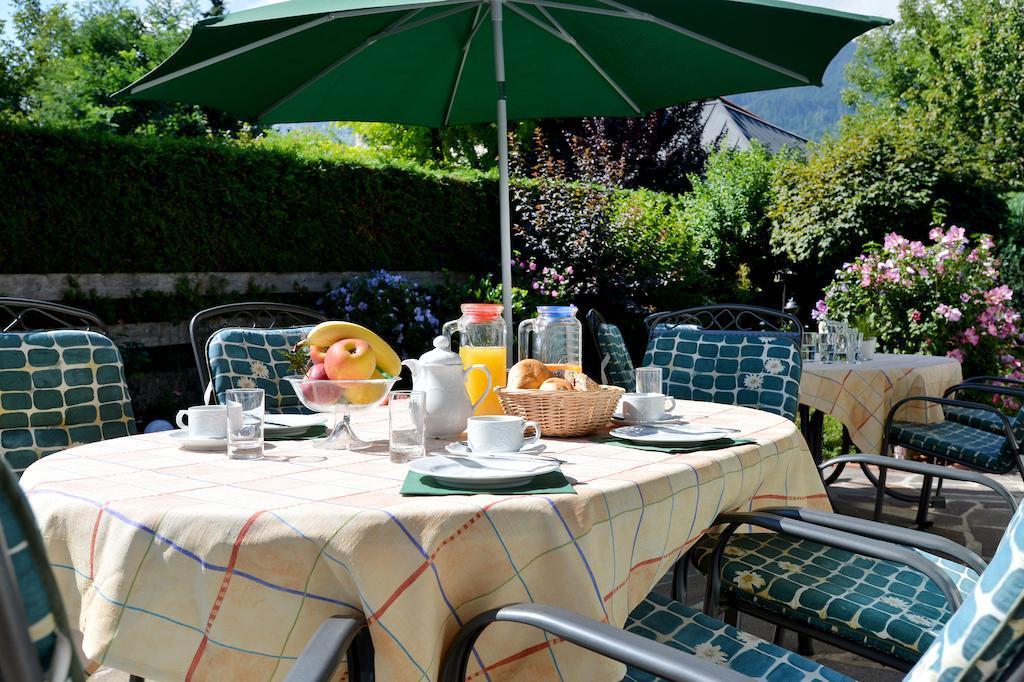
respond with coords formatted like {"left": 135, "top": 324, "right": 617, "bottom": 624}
{"left": 419, "top": 336, "right": 463, "bottom": 366}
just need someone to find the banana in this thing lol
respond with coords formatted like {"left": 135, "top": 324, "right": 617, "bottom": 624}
{"left": 300, "top": 321, "right": 402, "bottom": 379}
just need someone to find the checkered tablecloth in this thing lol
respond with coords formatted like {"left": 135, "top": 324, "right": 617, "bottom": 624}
{"left": 21, "top": 401, "right": 828, "bottom": 681}
{"left": 799, "top": 353, "right": 964, "bottom": 455}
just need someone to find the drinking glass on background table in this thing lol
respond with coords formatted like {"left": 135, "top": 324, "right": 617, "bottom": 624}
{"left": 389, "top": 390, "right": 426, "bottom": 463}
{"left": 635, "top": 366, "right": 663, "bottom": 395}
{"left": 801, "top": 332, "right": 819, "bottom": 361}
{"left": 226, "top": 388, "right": 264, "bottom": 460}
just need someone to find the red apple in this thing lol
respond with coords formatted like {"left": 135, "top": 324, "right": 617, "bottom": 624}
{"left": 324, "top": 338, "right": 376, "bottom": 381}
{"left": 300, "top": 363, "right": 342, "bottom": 403}
{"left": 305, "top": 363, "right": 329, "bottom": 379}
{"left": 309, "top": 345, "right": 328, "bottom": 364}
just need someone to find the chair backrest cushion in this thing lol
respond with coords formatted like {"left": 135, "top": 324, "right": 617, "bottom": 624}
{"left": 906, "top": 502, "right": 1024, "bottom": 681}
{"left": 999, "top": 408, "right": 1024, "bottom": 465}
{"left": 207, "top": 326, "right": 314, "bottom": 412}
{"left": 0, "top": 460, "right": 81, "bottom": 679}
{"left": 596, "top": 322, "right": 636, "bottom": 391}
{"left": 0, "top": 330, "right": 136, "bottom": 474}
{"left": 644, "top": 328, "right": 802, "bottom": 421}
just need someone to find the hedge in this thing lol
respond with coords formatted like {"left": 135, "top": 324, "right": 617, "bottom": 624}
{"left": 0, "top": 124, "right": 500, "bottom": 274}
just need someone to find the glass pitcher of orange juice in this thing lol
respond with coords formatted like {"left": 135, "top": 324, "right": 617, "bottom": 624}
{"left": 518, "top": 305, "right": 583, "bottom": 372}
{"left": 442, "top": 304, "right": 507, "bottom": 416}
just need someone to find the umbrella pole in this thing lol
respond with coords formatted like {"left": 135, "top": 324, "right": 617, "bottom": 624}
{"left": 490, "top": 0, "right": 514, "bottom": 365}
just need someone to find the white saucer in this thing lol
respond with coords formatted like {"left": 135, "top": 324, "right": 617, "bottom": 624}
{"left": 410, "top": 456, "right": 560, "bottom": 490}
{"left": 264, "top": 414, "right": 328, "bottom": 436}
{"left": 444, "top": 442, "right": 547, "bottom": 457}
{"left": 611, "top": 412, "right": 679, "bottom": 426}
{"left": 169, "top": 430, "right": 227, "bottom": 451}
{"left": 609, "top": 424, "right": 732, "bottom": 446}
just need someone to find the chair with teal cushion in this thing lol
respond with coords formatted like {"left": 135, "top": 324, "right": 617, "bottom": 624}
{"left": 0, "top": 459, "right": 85, "bottom": 681}
{"left": 443, "top": 500, "right": 1024, "bottom": 682}
{"left": 0, "top": 328, "right": 137, "bottom": 474}
{"left": 942, "top": 377, "right": 1024, "bottom": 435}
{"left": 643, "top": 329, "right": 802, "bottom": 422}
{"left": 586, "top": 309, "right": 636, "bottom": 391}
{"left": 206, "top": 326, "right": 316, "bottom": 413}
{"left": 189, "top": 302, "right": 325, "bottom": 403}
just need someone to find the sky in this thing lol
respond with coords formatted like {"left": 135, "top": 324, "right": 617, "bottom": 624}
{"left": 1, "top": 0, "right": 900, "bottom": 37}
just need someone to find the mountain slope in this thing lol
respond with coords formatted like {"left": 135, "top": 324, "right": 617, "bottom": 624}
{"left": 729, "top": 42, "right": 856, "bottom": 141}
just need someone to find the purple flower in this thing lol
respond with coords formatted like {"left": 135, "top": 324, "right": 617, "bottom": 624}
{"left": 811, "top": 300, "right": 828, "bottom": 321}
{"left": 529, "top": 263, "right": 537, "bottom": 271}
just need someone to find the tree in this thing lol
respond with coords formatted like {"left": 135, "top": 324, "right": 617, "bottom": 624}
{"left": 846, "top": 0, "right": 1024, "bottom": 188}
{"left": 0, "top": 0, "right": 248, "bottom": 136}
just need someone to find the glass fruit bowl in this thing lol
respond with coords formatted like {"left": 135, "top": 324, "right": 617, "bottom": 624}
{"left": 284, "top": 376, "right": 398, "bottom": 450}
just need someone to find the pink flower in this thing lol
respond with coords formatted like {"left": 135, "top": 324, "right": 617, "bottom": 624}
{"left": 531, "top": 282, "right": 540, "bottom": 290}
{"left": 946, "top": 348, "right": 965, "bottom": 363}
{"left": 961, "top": 293, "right": 971, "bottom": 303}
{"left": 565, "top": 266, "right": 573, "bottom": 275}
{"left": 985, "top": 285, "right": 1014, "bottom": 305}
{"left": 964, "top": 327, "right": 980, "bottom": 346}
{"left": 910, "top": 309, "right": 922, "bottom": 323}
{"left": 884, "top": 233, "right": 909, "bottom": 252}
{"left": 529, "top": 263, "right": 537, "bottom": 271}
{"left": 550, "top": 291, "right": 558, "bottom": 298}
{"left": 943, "top": 226, "right": 967, "bottom": 245}
{"left": 935, "top": 304, "right": 962, "bottom": 322}
{"left": 811, "top": 300, "right": 828, "bottom": 321}
{"left": 929, "top": 226, "right": 945, "bottom": 242}
{"left": 909, "top": 241, "right": 926, "bottom": 257}
{"left": 988, "top": 323, "right": 999, "bottom": 336}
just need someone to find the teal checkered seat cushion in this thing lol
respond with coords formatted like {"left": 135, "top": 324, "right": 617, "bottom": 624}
{"left": 691, "top": 532, "right": 979, "bottom": 665}
{"left": 906, "top": 500, "right": 1024, "bottom": 681}
{"left": 643, "top": 329, "right": 802, "bottom": 422}
{"left": 207, "top": 326, "right": 315, "bottom": 413}
{"left": 943, "top": 404, "right": 1012, "bottom": 436}
{"left": 1, "top": 460, "right": 83, "bottom": 680}
{"left": 0, "top": 330, "right": 136, "bottom": 474}
{"left": 596, "top": 322, "right": 635, "bottom": 391}
{"left": 622, "top": 591, "right": 852, "bottom": 682}
{"left": 888, "top": 420, "right": 1017, "bottom": 473}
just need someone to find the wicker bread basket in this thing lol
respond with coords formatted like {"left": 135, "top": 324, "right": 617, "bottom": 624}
{"left": 495, "top": 385, "right": 625, "bottom": 437}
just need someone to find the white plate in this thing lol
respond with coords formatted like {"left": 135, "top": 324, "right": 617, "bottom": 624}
{"left": 444, "top": 442, "right": 547, "bottom": 457}
{"left": 169, "top": 430, "right": 227, "bottom": 451}
{"left": 611, "top": 412, "right": 679, "bottom": 426}
{"left": 264, "top": 414, "right": 328, "bottom": 436}
{"left": 609, "top": 424, "right": 732, "bottom": 445}
{"left": 410, "top": 456, "right": 560, "bottom": 490}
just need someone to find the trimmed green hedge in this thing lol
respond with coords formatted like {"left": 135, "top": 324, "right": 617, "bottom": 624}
{"left": 0, "top": 125, "right": 500, "bottom": 273}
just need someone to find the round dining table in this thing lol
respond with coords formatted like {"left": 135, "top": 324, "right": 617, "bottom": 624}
{"left": 798, "top": 353, "right": 964, "bottom": 460}
{"left": 21, "top": 400, "right": 829, "bottom": 681}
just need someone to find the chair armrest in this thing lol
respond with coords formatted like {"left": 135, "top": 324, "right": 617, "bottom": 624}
{"left": 705, "top": 512, "right": 964, "bottom": 616}
{"left": 819, "top": 454, "right": 1018, "bottom": 512}
{"left": 758, "top": 505, "right": 987, "bottom": 574}
{"left": 0, "top": 529, "right": 45, "bottom": 682}
{"left": 439, "top": 603, "right": 749, "bottom": 682}
{"left": 284, "top": 615, "right": 372, "bottom": 682}
{"left": 963, "top": 375, "right": 1024, "bottom": 388}
{"left": 883, "top": 395, "right": 1020, "bottom": 455}
{"left": 944, "top": 382, "right": 1024, "bottom": 400}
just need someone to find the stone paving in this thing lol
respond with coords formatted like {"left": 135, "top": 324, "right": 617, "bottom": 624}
{"left": 92, "top": 464, "right": 1022, "bottom": 681}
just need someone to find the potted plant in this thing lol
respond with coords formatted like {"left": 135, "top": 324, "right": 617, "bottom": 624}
{"left": 852, "top": 313, "right": 880, "bottom": 360}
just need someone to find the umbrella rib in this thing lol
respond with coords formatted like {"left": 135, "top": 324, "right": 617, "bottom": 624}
{"left": 257, "top": 3, "right": 477, "bottom": 121}
{"left": 443, "top": 3, "right": 488, "bottom": 126}
{"left": 534, "top": 4, "right": 640, "bottom": 113}
{"left": 518, "top": 0, "right": 812, "bottom": 84}
{"left": 503, "top": 2, "right": 570, "bottom": 41}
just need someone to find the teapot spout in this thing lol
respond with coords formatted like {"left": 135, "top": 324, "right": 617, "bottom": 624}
{"left": 401, "top": 358, "right": 421, "bottom": 380}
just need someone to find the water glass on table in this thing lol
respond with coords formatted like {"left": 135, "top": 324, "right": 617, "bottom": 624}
{"left": 801, "top": 332, "right": 819, "bottom": 361}
{"left": 389, "top": 390, "right": 426, "bottom": 463}
{"left": 226, "top": 388, "right": 264, "bottom": 460}
{"left": 635, "top": 366, "right": 663, "bottom": 394}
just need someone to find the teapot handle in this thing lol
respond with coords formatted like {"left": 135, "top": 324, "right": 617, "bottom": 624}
{"left": 465, "top": 364, "right": 492, "bottom": 413}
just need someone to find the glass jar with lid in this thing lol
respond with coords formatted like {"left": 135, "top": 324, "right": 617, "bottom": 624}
{"left": 517, "top": 305, "right": 583, "bottom": 372}
{"left": 442, "top": 303, "right": 507, "bottom": 415}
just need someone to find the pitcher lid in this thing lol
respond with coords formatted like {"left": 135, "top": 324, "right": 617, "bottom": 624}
{"left": 419, "top": 336, "right": 463, "bottom": 365}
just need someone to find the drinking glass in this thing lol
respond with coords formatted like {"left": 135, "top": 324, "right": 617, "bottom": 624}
{"left": 801, "top": 332, "right": 819, "bottom": 361}
{"left": 389, "top": 390, "right": 426, "bottom": 463}
{"left": 635, "top": 366, "right": 663, "bottom": 395}
{"left": 226, "top": 388, "right": 264, "bottom": 460}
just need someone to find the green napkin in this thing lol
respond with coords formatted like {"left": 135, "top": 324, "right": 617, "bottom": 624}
{"left": 600, "top": 436, "right": 757, "bottom": 454}
{"left": 266, "top": 425, "right": 327, "bottom": 441}
{"left": 400, "top": 470, "right": 576, "bottom": 496}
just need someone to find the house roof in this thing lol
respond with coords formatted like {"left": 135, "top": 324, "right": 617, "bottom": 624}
{"left": 700, "top": 97, "right": 808, "bottom": 153}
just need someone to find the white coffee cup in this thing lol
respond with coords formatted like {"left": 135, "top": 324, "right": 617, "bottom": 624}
{"left": 467, "top": 415, "right": 542, "bottom": 453}
{"left": 175, "top": 405, "right": 227, "bottom": 438}
{"left": 620, "top": 393, "right": 676, "bottom": 422}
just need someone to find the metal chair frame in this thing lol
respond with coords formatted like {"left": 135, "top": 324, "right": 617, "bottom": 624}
{"left": 189, "top": 302, "right": 326, "bottom": 402}
{"left": 0, "top": 297, "right": 107, "bottom": 334}
{"left": 644, "top": 304, "right": 801, "bottom": 339}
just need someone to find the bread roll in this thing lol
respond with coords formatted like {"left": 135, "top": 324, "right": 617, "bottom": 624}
{"left": 565, "top": 370, "right": 601, "bottom": 391}
{"left": 508, "top": 359, "right": 555, "bottom": 389}
{"left": 539, "top": 377, "right": 574, "bottom": 391}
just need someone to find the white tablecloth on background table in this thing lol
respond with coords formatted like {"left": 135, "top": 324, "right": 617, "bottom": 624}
{"left": 799, "top": 353, "right": 964, "bottom": 454}
{"left": 21, "top": 401, "right": 829, "bottom": 681}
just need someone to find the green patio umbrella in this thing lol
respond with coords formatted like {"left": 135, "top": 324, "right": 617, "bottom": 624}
{"left": 117, "top": 0, "right": 890, "bottom": 344}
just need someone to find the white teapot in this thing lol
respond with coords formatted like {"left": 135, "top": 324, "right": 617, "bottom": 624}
{"left": 402, "top": 336, "right": 492, "bottom": 439}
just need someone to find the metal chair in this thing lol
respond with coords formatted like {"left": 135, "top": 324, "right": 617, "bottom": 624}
{"left": 585, "top": 309, "right": 636, "bottom": 390}
{"left": 442, "top": 497, "right": 1024, "bottom": 682}
{"left": 282, "top": 614, "right": 374, "bottom": 682}
{"left": 644, "top": 304, "right": 801, "bottom": 340}
{"left": 189, "top": 302, "right": 325, "bottom": 402}
{"left": 942, "top": 376, "right": 1024, "bottom": 433}
{"left": 0, "top": 299, "right": 136, "bottom": 474}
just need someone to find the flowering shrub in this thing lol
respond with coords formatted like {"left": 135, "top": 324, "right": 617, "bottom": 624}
{"left": 319, "top": 270, "right": 440, "bottom": 358}
{"left": 513, "top": 255, "right": 588, "bottom": 302}
{"left": 814, "top": 227, "right": 1024, "bottom": 382}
